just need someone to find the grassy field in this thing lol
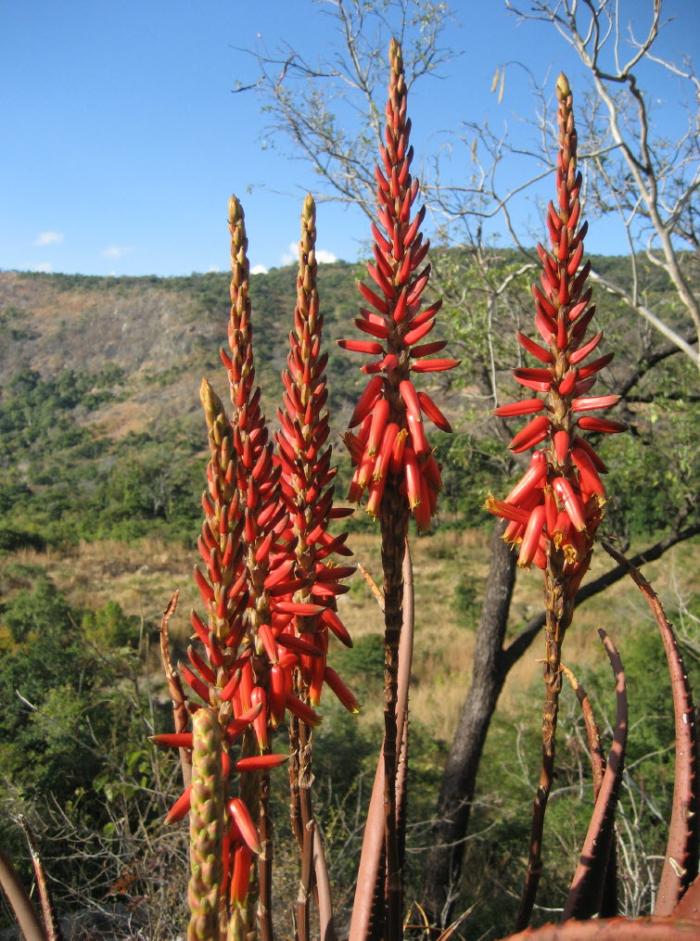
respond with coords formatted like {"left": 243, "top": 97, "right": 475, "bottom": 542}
{"left": 5, "top": 523, "right": 698, "bottom": 744}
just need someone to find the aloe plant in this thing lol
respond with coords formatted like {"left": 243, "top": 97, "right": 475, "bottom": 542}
{"left": 485, "top": 72, "right": 623, "bottom": 930}
{"left": 341, "top": 39, "right": 456, "bottom": 940}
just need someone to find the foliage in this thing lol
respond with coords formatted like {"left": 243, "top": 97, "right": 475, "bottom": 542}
{"left": 454, "top": 573, "right": 480, "bottom": 628}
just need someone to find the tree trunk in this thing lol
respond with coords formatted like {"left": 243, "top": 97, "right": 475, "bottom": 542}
{"left": 421, "top": 520, "right": 516, "bottom": 929}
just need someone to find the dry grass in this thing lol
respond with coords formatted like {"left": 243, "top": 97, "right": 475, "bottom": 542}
{"left": 3, "top": 527, "right": 698, "bottom": 744}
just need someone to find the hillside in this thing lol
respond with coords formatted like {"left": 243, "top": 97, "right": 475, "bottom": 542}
{"left": 0, "top": 264, "right": 367, "bottom": 547}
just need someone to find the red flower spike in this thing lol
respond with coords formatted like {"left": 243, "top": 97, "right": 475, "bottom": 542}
{"left": 225, "top": 196, "right": 321, "bottom": 781}
{"left": 272, "top": 191, "right": 355, "bottom": 845}
{"left": 491, "top": 98, "right": 627, "bottom": 922}
{"left": 491, "top": 81, "right": 629, "bottom": 920}
{"left": 339, "top": 39, "right": 455, "bottom": 529}
{"left": 156, "top": 209, "right": 291, "bottom": 930}
{"left": 492, "top": 71, "right": 624, "bottom": 584}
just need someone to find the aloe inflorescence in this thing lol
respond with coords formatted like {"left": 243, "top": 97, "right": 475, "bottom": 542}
{"left": 275, "top": 194, "right": 357, "bottom": 940}
{"left": 155, "top": 374, "right": 286, "bottom": 940}
{"left": 276, "top": 194, "right": 356, "bottom": 715}
{"left": 340, "top": 39, "right": 456, "bottom": 941}
{"left": 341, "top": 39, "right": 457, "bottom": 532}
{"left": 485, "top": 73, "right": 625, "bottom": 929}
{"left": 487, "top": 75, "right": 623, "bottom": 575}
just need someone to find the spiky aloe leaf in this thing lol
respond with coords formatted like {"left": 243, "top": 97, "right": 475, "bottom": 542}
{"left": 603, "top": 541, "right": 699, "bottom": 915}
{"left": 563, "top": 630, "right": 627, "bottom": 920}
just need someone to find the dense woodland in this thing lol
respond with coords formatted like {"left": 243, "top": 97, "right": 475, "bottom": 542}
{"left": 0, "top": 253, "right": 698, "bottom": 937}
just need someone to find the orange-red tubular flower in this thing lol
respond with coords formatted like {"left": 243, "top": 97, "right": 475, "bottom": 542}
{"left": 487, "top": 72, "right": 625, "bottom": 576}
{"left": 340, "top": 39, "right": 457, "bottom": 532}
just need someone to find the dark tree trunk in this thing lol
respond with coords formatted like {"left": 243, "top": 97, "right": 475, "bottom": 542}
{"left": 421, "top": 520, "right": 516, "bottom": 929}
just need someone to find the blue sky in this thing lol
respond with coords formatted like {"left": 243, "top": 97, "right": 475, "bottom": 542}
{"left": 1, "top": 1, "right": 698, "bottom": 277}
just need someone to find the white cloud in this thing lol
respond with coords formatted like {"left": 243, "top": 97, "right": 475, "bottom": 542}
{"left": 281, "top": 242, "right": 337, "bottom": 266}
{"left": 281, "top": 242, "right": 297, "bottom": 266}
{"left": 102, "top": 244, "right": 133, "bottom": 259}
{"left": 34, "top": 231, "right": 64, "bottom": 247}
{"left": 206, "top": 265, "right": 220, "bottom": 273}
{"left": 251, "top": 264, "right": 268, "bottom": 275}
{"left": 30, "top": 261, "right": 53, "bottom": 273}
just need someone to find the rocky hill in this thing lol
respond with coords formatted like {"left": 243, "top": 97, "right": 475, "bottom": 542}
{"left": 0, "top": 263, "right": 408, "bottom": 548}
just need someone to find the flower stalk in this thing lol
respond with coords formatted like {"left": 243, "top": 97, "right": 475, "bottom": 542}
{"left": 225, "top": 196, "right": 288, "bottom": 941}
{"left": 485, "top": 73, "right": 623, "bottom": 931}
{"left": 340, "top": 39, "right": 455, "bottom": 940}
{"left": 276, "top": 194, "right": 355, "bottom": 941}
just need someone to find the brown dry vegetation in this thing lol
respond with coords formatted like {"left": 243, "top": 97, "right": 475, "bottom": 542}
{"left": 5, "top": 527, "right": 698, "bottom": 744}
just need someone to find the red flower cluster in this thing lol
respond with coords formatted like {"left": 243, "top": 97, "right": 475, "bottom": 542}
{"left": 341, "top": 40, "right": 457, "bottom": 530}
{"left": 487, "top": 73, "right": 624, "bottom": 576}
{"left": 275, "top": 194, "right": 357, "bottom": 712}
{"left": 155, "top": 378, "right": 286, "bottom": 907}
{"left": 154, "top": 196, "right": 356, "bottom": 911}
{"left": 220, "top": 196, "right": 319, "bottom": 744}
